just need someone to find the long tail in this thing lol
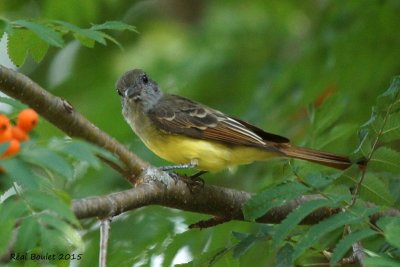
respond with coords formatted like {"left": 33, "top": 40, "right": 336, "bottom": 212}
{"left": 279, "top": 145, "right": 353, "bottom": 170}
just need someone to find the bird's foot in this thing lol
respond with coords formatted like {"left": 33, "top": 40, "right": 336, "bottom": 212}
{"left": 159, "top": 162, "right": 208, "bottom": 192}
{"left": 182, "top": 171, "right": 207, "bottom": 193}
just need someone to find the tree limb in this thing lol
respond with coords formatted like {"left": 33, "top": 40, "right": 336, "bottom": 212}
{"left": 72, "top": 167, "right": 400, "bottom": 225}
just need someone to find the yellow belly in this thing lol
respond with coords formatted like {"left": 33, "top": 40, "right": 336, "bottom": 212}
{"left": 139, "top": 131, "right": 280, "bottom": 172}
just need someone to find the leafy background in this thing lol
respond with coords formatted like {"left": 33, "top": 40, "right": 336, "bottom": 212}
{"left": 0, "top": 0, "right": 400, "bottom": 266}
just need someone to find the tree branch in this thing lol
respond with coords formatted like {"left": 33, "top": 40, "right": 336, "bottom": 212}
{"left": 72, "top": 167, "right": 400, "bottom": 225}
{"left": 0, "top": 65, "right": 147, "bottom": 184}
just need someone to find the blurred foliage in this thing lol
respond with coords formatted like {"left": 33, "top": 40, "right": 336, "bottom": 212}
{"left": 1, "top": 18, "right": 136, "bottom": 66}
{"left": 1, "top": 0, "right": 400, "bottom": 266}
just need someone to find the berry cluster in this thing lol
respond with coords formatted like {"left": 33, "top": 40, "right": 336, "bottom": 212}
{"left": 0, "top": 109, "right": 39, "bottom": 158}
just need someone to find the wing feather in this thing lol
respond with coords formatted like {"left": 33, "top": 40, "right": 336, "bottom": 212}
{"left": 148, "top": 94, "right": 289, "bottom": 148}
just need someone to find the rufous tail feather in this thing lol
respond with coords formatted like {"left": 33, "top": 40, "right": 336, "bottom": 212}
{"left": 280, "top": 145, "right": 353, "bottom": 170}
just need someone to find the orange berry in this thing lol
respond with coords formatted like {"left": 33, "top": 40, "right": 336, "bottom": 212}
{"left": 1, "top": 139, "right": 20, "bottom": 158}
{"left": 12, "top": 126, "right": 29, "bottom": 141}
{"left": 0, "top": 115, "right": 12, "bottom": 142}
{"left": 17, "top": 108, "right": 39, "bottom": 133}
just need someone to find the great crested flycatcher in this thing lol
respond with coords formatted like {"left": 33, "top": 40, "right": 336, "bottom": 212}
{"left": 116, "top": 69, "right": 353, "bottom": 172}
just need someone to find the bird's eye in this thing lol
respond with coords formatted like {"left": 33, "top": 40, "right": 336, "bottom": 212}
{"left": 117, "top": 88, "right": 123, "bottom": 96}
{"left": 141, "top": 74, "right": 149, "bottom": 84}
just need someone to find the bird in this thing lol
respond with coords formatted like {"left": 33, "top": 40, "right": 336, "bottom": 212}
{"left": 116, "top": 69, "right": 354, "bottom": 173}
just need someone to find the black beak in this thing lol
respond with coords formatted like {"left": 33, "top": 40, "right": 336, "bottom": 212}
{"left": 117, "top": 88, "right": 124, "bottom": 97}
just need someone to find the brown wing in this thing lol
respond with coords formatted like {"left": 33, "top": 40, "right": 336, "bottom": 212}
{"left": 148, "top": 94, "right": 289, "bottom": 149}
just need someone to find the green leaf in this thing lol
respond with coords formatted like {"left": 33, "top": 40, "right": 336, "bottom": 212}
{"left": 52, "top": 20, "right": 106, "bottom": 47}
{"left": 362, "top": 111, "right": 400, "bottom": 145}
{"left": 313, "top": 94, "right": 345, "bottom": 135}
{"left": 22, "top": 148, "right": 73, "bottom": 180}
{"left": 52, "top": 20, "right": 92, "bottom": 47}
{"left": 317, "top": 123, "right": 358, "bottom": 149}
{"left": 90, "top": 21, "right": 137, "bottom": 32}
{"left": 232, "top": 234, "right": 257, "bottom": 258}
{"left": 380, "top": 114, "right": 400, "bottom": 143}
{"left": 355, "top": 78, "right": 400, "bottom": 156}
{"left": 39, "top": 213, "right": 83, "bottom": 249}
{"left": 302, "top": 171, "right": 341, "bottom": 189}
{"left": 40, "top": 227, "right": 70, "bottom": 253}
{"left": 330, "top": 229, "right": 377, "bottom": 266}
{"left": 362, "top": 113, "right": 400, "bottom": 145}
{"left": 376, "top": 76, "right": 400, "bottom": 112}
{"left": 0, "top": 96, "right": 27, "bottom": 109}
{"left": 272, "top": 199, "right": 334, "bottom": 248}
{"left": 163, "top": 230, "right": 201, "bottom": 267}
{"left": 24, "top": 191, "right": 78, "bottom": 226}
{"left": 276, "top": 243, "right": 294, "bottom": 267}
{"left": 7, "top": 31, "right": 34, "bottom": 66}
{"left": 52, "top": 20, "right": 136, "bottom": 48}
{"left": 177, "top": 247, "right": 237, "bottom": 267}
{"left": 352, "top": 116, "right": 374, "bottom": 157}
{"left": 358, "top": 173, "right": 395, "bottom": 206}
{"left": 30, "top": 40, "right": 49, "bottom": 63}
{"left": 210, "top": 249, "right": 239, "bottom": 267}
{"left": 77, "top": 29, "right": 106, "bottom": 45}
{"left": 364, "top": 256, "right": 400, "bottom": 267}
{"left": 0, "top": 219, "right": 14, "bottom": 253}
{"left": 49, "top": 139, "right": 100, "bottom": 168}
{"left": 14, "top": 20, "right": 63, "bottom": 47}
{"left": 231, "top": 231, "right": 249, "bottom": 241}
{"left": 377, "top": 217, "right": 400, "bottom": 249}
{"left": 243, "top": 182, "right": 310, "bottom": 221}
{"left": 7, "top": 29, "right": 50, "bottom": 66}
{"left": 1, "top": 158, "right": 40, "bottom": 189}
{"left": 0, "top": 20, "right": 5, "bottom": 38}
{"left": 0, "top": 198, "right": 27, "bottom": 223}
{"left": 369, "top": 147, "right": 400, "bottom": 173}
{"left": 99, "top": 31, "right": 123, "bottom": 50}
{"left": 15, "top": 216, "right": 40, "bottom": 251}
{"left": 52, "top": 20, "right": 81, "bottom": 32}
{"left": 0, "top": 19, "right": 12, "bottom": 38}
{"left": 0, "top": 142, "right": 8, "bottom": 154}
{"left": 293, "top": 208, "right": 376, "bottom": 259}
{"left": 73, "top": 32, "right": 95, "bottom": 47}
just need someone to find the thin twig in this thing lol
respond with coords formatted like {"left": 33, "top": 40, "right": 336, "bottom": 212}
{"left": 351, "top": 105, "right": 392, "bottom": 206}
{"left": 351, "top": 241, "right": 366, "bottom": 267}
{"left": 99, "top": 218, "right": 111, "bottom": 267}
{"left": 96, "top": 154, "right": 131, "bottom": 180}
{"left": 345, "top": 225, "right": 366, "bottom": 267}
